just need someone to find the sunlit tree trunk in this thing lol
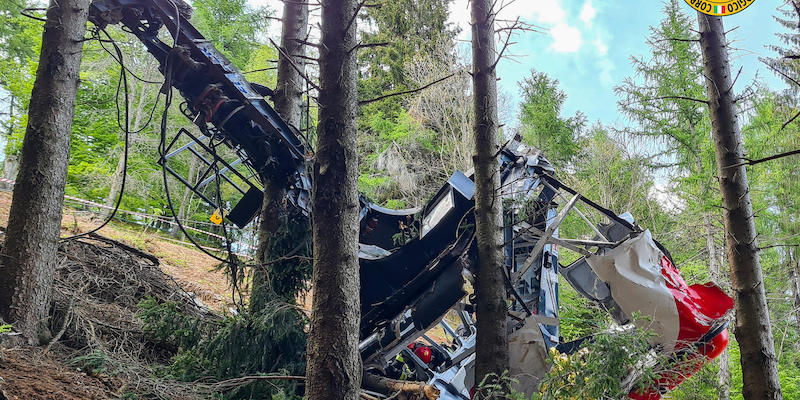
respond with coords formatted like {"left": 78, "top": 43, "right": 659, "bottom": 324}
{"left": 0, "top": 0, "right": 90, "bottom": 344}
{"left": 697, "top": 12, "right": 782, "bottom": 400}
{"left": 470, "top": 0, "right": 509, "bottom": 391}
{"left": 305, "top": 0, "right": 362, "bottom": 398}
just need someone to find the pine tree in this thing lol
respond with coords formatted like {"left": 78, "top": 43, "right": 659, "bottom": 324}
{"left": 517, "top": 70, "right": 585, "bottom": 166}
{"left": 470, "top": 0, "right": 509, "bottom": 392}
{"left": 0, "top": 0, "right": 90, "bottom": 343}
{"left": 305, "top": 0, "right": 362, "bottom": 398}
{"left": 251, "top": 0, "right": 311, "bottom": 309}
{"left": 615, "top": 2, "right": 730, "bottom": 395}
{"left": 765, "top": 0, "right": 800, "bottom": 337}
{"left": 697, "top": 12, "right": 783, "bottom": 399}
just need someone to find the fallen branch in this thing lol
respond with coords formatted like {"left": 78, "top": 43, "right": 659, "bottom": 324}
{"left": 85, "top": 232, "right": 160, "bottom": 265}
{"left": 362, "top": 372, "right": 440, "bottom": 400}
{"left": 211, "top": 375, "right": 305, "bottom": 392}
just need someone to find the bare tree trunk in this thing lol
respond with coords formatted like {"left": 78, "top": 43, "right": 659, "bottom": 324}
{"left": 103, "top": 81, "right": 147, "bottom": 216}
{"left": 175, "top": 154, "right": 199, "bottom": 237}
{"left": 305, "top": 0, "right": 362, "bottom": 399}
{"left": 1, "top": 95, "right": 17, "bottom": 187}
{"left": 470, "top": 0, "right": 509, "bottom": 391}
{"left": 362, "top": 373, "right": 440, "bottom": 399}
{"left": 701, "top": 211, "right": 731, "bottom": 400}
{"left": 252, "top": 0, "right": 308, "bottom": 309}
{"left": 697, "top": 155, "right": 730, "bottom": 400}
{"left": 697, "top": 13, "right": 782, "bottom": 400}
{"left": 789, "top": 248, "right": 800, "bottom": 335}
{"left": 251, "top": 179, "right": 286, "bottom": 308}
{"left": 0, "top": 0, "right": 89, "bottom": 343}
{"left": 274, "top": 0, "right": 308, "bottom": 130}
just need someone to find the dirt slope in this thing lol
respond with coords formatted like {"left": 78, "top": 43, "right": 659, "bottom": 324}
{"left": 0, "top": 347, "right": 118, "bottom": 400}
{"left": 0, "top": 190, "right": 233, "bottom": 311}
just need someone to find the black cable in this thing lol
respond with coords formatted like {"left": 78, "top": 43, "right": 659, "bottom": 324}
{"left": 19, "top": 7, "right": 47, "bottom": 22}
{"left": 62, "top": 28, "right": 131, "bottom": 241}
{"left": 93, "top": 29, "right": 163, "bottom": 85}
{"left": 156, "top": 45, "right": 231, "bottom": 265}
{"left": 207, "top": 134, "right": 244, "bottom": 306}
{"left": 94, "top": 29, "right": 164, "bottom": 134}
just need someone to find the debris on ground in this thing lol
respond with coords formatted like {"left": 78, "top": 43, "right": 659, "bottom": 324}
{"left": 0, "top": 232, "right": 222, "bottom": 400}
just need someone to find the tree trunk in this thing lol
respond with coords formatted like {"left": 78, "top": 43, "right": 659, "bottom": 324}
{"left": 789, "top": 248, "right": 800, "bottom": 335}
{"left": 470, "top": 0, "right": 509, "bottom": 391}
{"left": 0, "top": 0, "right": 89, "bottom": 343}
{"left": 251, "top": 0, "right": 309, "bottom": 310}
{"left": 362, "top": 373, "right": 440, "bottom": 399}
{"left": 251, "top": 179, "right": 286, "bottom": 308}
{"left": 104, "top": 144, "right": 127, "bottom": 216}
{"left": 305, "top": 0, "right": 362, "bottom": 399}
{"left": 274, "top": 0, "right": 308, "bottom": 130}
{"left": 701, "top": 211, "right": 731, "bottom": 400}
{"left": 697, "top": 13, "right": 782, "bottom": 400}
{"left": 696, "top": 155, "right": 730, "bottom": 400}
{"left": 4, "top": 94, "right": 13, "bottom": 137}
{"left": 174, "top": 154, "right": 199, "bottom": 238}
{"left": 103, "top": 80, "right": 148, "bottom": 217}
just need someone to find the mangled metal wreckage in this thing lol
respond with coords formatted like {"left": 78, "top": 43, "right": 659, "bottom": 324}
{"left": 87, "top": 1, "right": 735, "bottom": 398}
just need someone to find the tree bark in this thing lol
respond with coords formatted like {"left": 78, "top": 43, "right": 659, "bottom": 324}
{"left": 274, "top": 0, "right": 308, "bottom": 130}
{"left": 470, "top": 0, "right": 509, "bottom": 391}
{"left": 789, "top": 248, "right": 800, "bottom": 335}
{"left": 0, "top": 0, "right": 89, "bottom": 343}
{"left": 251, "top": 0, "right": 308, "bottom": 310}
{"left": 251, "top": 178, "right": 286, "bottom": 308}
{"left": 305, "top": 0, "right": 362, "bottom": 399}
{"left": 697, "top": 13, "right": 782, "bottom": 400}
{"left": 362, "top": 373, "right": 440, "bottom": 399}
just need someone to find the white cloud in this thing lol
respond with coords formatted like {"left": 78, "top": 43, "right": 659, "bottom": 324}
{"left": 550, "top": 23, "right": 583, "bottom": 53}
{"left": 529, "top": 0, "right": 566, "bottom": 25}
{"left": 593, "top": 38, "right": 608, "bottom": 56}
{"left": 579, "top": 0, "right": 597, "bottom": 26}
{"left": 597, "top": 57, "right": 615, "bottom": 86}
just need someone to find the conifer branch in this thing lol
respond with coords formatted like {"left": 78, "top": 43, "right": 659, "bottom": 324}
{"left": 358, "top": 73, "right": 455, "bottom": 106}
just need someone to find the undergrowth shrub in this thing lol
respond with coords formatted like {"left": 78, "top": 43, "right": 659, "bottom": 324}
{"left": 534, "top": 327, "right": 659, "bottom": 400}
{"left": 138, "top": 297, "right": 307, "bottom": 399}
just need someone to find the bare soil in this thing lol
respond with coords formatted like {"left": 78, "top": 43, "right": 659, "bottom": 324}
{"left": 0, "top": 347, "right": 118, "bottom": 400}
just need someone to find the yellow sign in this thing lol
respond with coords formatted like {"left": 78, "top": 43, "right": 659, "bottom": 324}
{"left": 684, "top": 0, "right": 754, "bottom": 16}
{"left": 210, "top": 209, "right": 224, "bottom": 225}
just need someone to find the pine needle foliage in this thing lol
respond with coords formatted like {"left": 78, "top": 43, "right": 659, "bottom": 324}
{"left": 138, "top": 297, "right": 306, "bottom": 399}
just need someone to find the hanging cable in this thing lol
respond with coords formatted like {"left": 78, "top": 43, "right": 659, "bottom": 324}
{"left": 207, "top": 133, "right": 244, "bottom": 306}
{"left": 156, "top": 45, "right": 233, "bottom": 265}
{"left": 62, "top": 28, "right": 131, "bottom": 241}
{"left": 94, "top": 29, "right": 165, "bottom": 135}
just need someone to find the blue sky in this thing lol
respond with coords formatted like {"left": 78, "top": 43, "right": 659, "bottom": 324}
{"left": 250, "top": 0, "right": 789, "bottom": 128}
{"left": 447, "top": 0, "right": 788, "bottom": 128}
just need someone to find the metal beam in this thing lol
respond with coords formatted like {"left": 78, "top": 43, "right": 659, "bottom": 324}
{"left": 512, "top": 193, "right": 579, "bottom": 283}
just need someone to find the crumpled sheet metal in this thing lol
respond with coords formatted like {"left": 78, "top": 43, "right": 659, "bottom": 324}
{"left": 586, "top": 230, "right": 734, "bottom": 399}
{"left": 586, "top": 230, "right": 681, "bottom": 352}
{"left": 586, "top": 230, "right": 733, "bottom": 352}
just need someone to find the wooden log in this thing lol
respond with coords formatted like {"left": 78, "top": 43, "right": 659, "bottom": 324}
{"left": 362, "top": 373, "right": 440, "bottom": 400}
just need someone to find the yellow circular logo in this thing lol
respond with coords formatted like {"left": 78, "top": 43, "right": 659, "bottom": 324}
{"left": 684, "top": 0, "right": 754, "bottom": 16}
